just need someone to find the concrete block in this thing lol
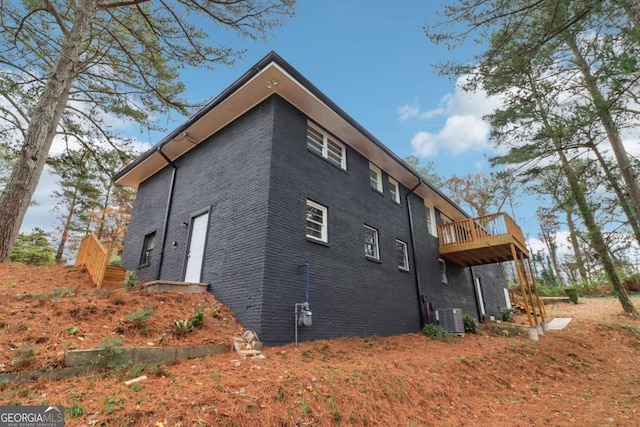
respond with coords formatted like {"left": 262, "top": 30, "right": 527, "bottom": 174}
{"left": 134, "top": 347, "right": 175, "bottom": 364}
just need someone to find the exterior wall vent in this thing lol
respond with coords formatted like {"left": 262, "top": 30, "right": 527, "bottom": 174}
{"left": 435, "top": 308, "right": 465, "bottom": 336}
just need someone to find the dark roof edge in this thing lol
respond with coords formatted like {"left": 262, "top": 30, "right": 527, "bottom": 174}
{"left": 113, "top": 51, "right": 468, "bottom": 218}
{"left": 113, "top": 51, "right": 284, "bottom": 181}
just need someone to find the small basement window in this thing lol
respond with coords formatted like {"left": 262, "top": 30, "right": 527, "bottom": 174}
{"left": 439, "top": 258, "right": 448, "bottom": 283}
{"left": 140, "top": 232, "right": 156, "bottom": 266}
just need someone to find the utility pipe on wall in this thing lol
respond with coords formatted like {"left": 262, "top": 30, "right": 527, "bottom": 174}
{"left": 295, "top": 262, "right": 312, "bottom": 347}
{"left": 155, "top": 147, "right": 177, "bottom": 281}
{"left": 406, "top": 181, "right": 426, "bottom": 328}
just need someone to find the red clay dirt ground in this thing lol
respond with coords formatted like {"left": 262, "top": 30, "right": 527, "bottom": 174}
{"left": 1, "top": 262, "right": 640, "bottom": 426}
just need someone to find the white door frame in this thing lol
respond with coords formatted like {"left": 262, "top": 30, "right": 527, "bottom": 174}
{"left": 474, "top": 276, "right": 487, "bottom": 320}
{"left": 183, "top": 209, "right": 210, "bottom": 283}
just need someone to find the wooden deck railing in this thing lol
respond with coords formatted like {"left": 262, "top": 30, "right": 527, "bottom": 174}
{"left": 438, "top": 212, "right": 526, "bottom": 249}
{"left": 75, "top": 234, "right": 125, "bottom": 288}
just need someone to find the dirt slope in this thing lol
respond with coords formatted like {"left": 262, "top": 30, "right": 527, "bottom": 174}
{"left": 1, "top": 262, "right": 640, "bottom": 426}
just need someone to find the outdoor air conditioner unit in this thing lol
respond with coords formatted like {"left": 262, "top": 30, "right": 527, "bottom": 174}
{"left": 435, "top": 308, "right": 465, "bottom": 336}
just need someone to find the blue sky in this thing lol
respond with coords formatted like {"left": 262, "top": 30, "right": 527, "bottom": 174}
{"left": 22, "top": 0, "right": 544, "bottom": 248}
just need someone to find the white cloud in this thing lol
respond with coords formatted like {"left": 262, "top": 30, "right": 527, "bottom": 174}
{"left": 411, "top": 114, "right": 491, "bottom": 157}
{"left": 400, "top": 74, "right": 502, "bottom": 157}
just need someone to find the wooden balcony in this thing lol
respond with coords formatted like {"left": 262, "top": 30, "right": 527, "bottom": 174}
{"left": 437, "top": 212, "right": 529, "bottom": 267}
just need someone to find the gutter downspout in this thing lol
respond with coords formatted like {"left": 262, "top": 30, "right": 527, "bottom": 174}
{"left": 406, "top": 180, "right": 425, "bottom": 328}
{"left": 156, "top": 147, "right": 177, "bottom": 281}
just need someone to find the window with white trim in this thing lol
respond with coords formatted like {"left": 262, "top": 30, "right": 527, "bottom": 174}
{"left": 140, "top": 231, "right": 156, "bottom": 266}
{"left": 369, "top": 163, "right": 382, "bottom": 192}
{"left": 439, "top": 258, "right": 448, "bottom": 283}
{"left": 307, "top": 122, "right": 346, "bottom": 170}
{"left": 388, "top": 177, "right": 400, "bottom": 204}
{"left": 425, "top": 205, "right": 436, "bottom": 236}
{"left": 396, "top": 239, "right": 409, "bottom": 271}
{"left": 306, "top": 200, "right": 328, "bottom": 242}
{"left": 364, "top": 225, "right": 380, "bottom": 260}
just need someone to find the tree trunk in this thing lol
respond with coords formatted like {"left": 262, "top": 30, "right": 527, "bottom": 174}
{"left": 55, "top": 197, "right": 78, "bottom": 262}
{"left": 529, "top": 73, "right": 637, "bottom": 315}
{"left": 0, "top": 0, "right": 97, "bottom": 261}
{"left": 565, "top": 208, "right": 589, "bottom": 285}
{"left": 567, "top": 36, "right": 640, "bottom": 236}
{"left": 97, "top": 181, "right": 113, "bottom": 240}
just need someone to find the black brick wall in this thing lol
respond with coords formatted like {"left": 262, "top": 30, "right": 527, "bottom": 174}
{"left": 122, "top": 100, "right": 276, "bottom": 332}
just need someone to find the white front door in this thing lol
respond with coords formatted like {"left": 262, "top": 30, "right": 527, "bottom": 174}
{"left": 475, "top": 276, "right": 486, "bottom": 317}
{"left": 184, "top": 212, "right": 209, "bottom": 283}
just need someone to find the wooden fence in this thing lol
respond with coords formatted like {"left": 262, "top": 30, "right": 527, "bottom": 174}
{"left": 75, "top": 234, "right": 125, "bottom": 288}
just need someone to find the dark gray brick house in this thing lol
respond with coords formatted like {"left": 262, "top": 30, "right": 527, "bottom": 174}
{"left": 115, "top": 52, "right": 525, "bottom": 345}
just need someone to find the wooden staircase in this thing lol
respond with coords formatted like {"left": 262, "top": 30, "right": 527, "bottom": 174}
{"left": 102, "top": 265, "right": 127, "bottom": 288}
{"left": 75, "top": 234, "right": 126, "bottom": 288}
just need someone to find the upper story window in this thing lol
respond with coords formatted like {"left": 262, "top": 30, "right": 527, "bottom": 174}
{"left": 396, "top": 239, "right": 409, "bottom": 271}
{"left": 364, "top": 225, "right": 380, "bottom": 260}
{"left": 140, "top": 231, "right": 156, "bottom": 266}
{"left": 425, "top": 205, "right": 436, "bottom": 236}
{"left": 388, "top": 177, "right": 400, "bottom": 204}
{"left": 369, "top": 163, "right": 383, "bottom": 192}
{"left": 307, "top": 121, "right": 347, "bottom": 170}
{"left": 306, "top": 199, "right": 328, "bottom": 243}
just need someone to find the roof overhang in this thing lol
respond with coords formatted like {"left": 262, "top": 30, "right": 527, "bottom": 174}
{"left": 114, "top": 52, "right": 469, "bottom": 221}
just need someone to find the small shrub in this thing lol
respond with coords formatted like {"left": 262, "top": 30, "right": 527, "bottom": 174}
{"left": 66, "top": 392, "right": 85, "bottom": 418}
{"left": 124, "top": 306, "right": 153, "bottom": 335}
{"left": 422, "top": 323, "right": 449, "bottom": 339}
{"left": 172, "top": 310, "right": 205, "bottom": 337}
{"left": 565, "top": 288, "right": 579, "bottom": 304}
{"left": 498, "top": 306, "right": 516, "bottom": 322}
{"left": 463, "top": 314, "right": 478, "bottom": 333}
{"left": 124, "top": 273, "right": 138, "bottom": 289}
{"left": 187, "top": 310, "right": 205, "bottom": 330}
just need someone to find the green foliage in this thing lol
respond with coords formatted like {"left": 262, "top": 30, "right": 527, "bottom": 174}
{"left": 463, "top": 314, "right": 478, "bottom": 333}
{"left": 105, "top": 397, "right": 125, "bottom": 414}
{"left": 498, "top": 306, "right": 516, "bottom": 322}
{"left": 422, "top": 323, "right": 449, "bottom": 340}
{"left": 48, "top": 149, "right": 102, "bottom": 261}
{"left": 124, "top": 273, "right": 138, "bottom": 289}
{"left": 173, "top": 310, "right": 205, "bottom": 337}
{"left": 68, "top": 326, "right": 79, "bottom": 335}
{"left": 565, "top": 288, "right": 579, "bottom": 304}
{"left": 9, "top": 228, "right": 54, "bottom": 266}
{"left": 403, "top": 155, "right": 445, "bottom": 188}
{"left": 0, "top": 143, "right": 16, "bottom": 191}
{"left": 93, "top": 337, "right": 129, "bottom": 370}
{"left": 127, "top": 363, "right": 146, "bottom": 378}
{"left": 125, "top": 306, "right": 153, "bottom": 335}
{"left": 66, "top": 392, "right": 85, "bottom": 418}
